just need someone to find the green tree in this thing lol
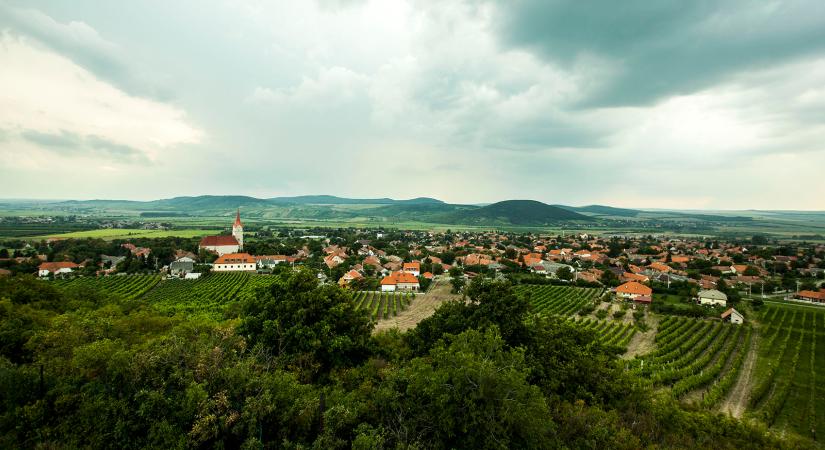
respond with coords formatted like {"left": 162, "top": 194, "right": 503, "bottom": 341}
{"left": 238, "top": 269, "right": 373, "bottom": 381}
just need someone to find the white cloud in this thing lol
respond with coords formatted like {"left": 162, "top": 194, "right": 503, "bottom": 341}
{"left": 0, "top": 33, "right": 202, "bottom": 162}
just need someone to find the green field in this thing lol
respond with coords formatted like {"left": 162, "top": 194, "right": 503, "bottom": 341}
{"left": 570, "top": 317, "right": 637, "bottom": 352}
{"left": 630, "top": 317, "right": 752, "bottom": 408}
{"left": 352, "top": 290, "right": 414, "bottom": 321}
{"left": 749, "top": 303, "right": 825, "bottom": 438}
{"left": 40, "top": 228, "right": 217, "bottom": 240}
{"left": 53, "top": 274, "right": 161, "bottom": 300}
{"left": 514, "top": 285, "right": 602, "bottom": 316}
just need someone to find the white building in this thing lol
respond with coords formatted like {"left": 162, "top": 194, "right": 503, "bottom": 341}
{"left": 698, "top": 289, "right": 728, "bottom": 307}
{"left": 721, "top": 308, "right": 744, "bottom": 324}
{"left": 198, "top": 210, "right": 243, "bottom": 256}
{"left": 38, "top": 261, "right": 79, "bottom": 277}
{"left": 213, "top": 253, "right": 257, "bottom": 272}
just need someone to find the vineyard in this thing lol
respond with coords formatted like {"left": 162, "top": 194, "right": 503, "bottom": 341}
{"left": 748, "top": 303, "right": 825, "bottom": 438}
{"left": 53, "top": 274, "right": 161, "bottom": 300}
{"left": 143, "top": 272, "right": 267, "bottom": 319}
{"left": 570, "top": 317, "right": 636, "bottom": 352}
{"left": 513, "top": 285, "right": 601, "bottom": 315}
{"left": 351, "top": 291, "right": 414, "bottom": 321}
{"left": 628, "top": 316, "right": 752, "bottom": 409}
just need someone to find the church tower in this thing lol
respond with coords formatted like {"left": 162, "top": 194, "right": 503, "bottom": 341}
{"left": 232, "top": 209, "right": 244, "bottom": 250}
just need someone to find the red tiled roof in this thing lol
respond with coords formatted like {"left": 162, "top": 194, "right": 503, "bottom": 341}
{"left": 381, "top": 271, "right": 419, "bottom": 285}
{"left": 214, "top": 253, "right": 255, "bottom": 264}
{"left": 616, "top": 281, "right": 653, "bottom": 296}
{"left": 200, "top": 235, "right": 239, "bottom": 247}
{"left": 799, "top": 290, "right": 825, "bottom": 301}
{"left": 39, "top": 261, "right": 79, "bottom": 271}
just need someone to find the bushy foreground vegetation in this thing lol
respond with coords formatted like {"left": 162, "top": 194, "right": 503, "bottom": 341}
{"left": 0, "top": 273, "right": 813, "bottom": 449}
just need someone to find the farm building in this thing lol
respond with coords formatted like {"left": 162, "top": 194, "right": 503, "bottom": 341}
{"left": 212, "top": 253, "right": 256, "bottom": 272}
{"left": 255, "top": 255, "right": 289, "bottom": 269}
{"left": 797, "top": 290, "right": 825, "bottom": 303}
{"left": 721, "top": 308, "right": 744, "bottom": 324}
{"left": 615, "top": 281, "right": 653, "bottom": 302}
{"left": 38, "top": 261, "right": 80, "bottom": 277}
{"left": 381, "top": 271, "right": 420, "bottom": 292}
{"left": 169, "top": 256, "right": 195, "bottom": 276}
{"left": 698, "top": 289, "right": 728, "bottom": 306}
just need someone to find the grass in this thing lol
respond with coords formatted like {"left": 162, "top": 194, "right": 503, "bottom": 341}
{"left": 39, "top": 228, "right": 216, "bottom": 240}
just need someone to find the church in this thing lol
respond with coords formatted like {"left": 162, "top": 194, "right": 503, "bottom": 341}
{"left": 199, "top": 210, "right": 244, "bottom": 256}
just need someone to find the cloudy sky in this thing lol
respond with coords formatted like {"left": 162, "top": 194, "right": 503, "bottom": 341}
{"left": 2, "top": 0, "right": 824, "bottom": 209}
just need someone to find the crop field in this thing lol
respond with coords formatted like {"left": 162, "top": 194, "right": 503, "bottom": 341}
{"left": 748, "top": 304, "right": 825, "bottom": 438}
{"left": 143, "top": 272, "right": 258, "bottom": 318}
{"left": 53, "top": 274, "right": 161, "bottom": 300}
{"left": 571, "top": 317, "right": 637, "bottom": 352}
{"left": 38, "top": 228, "right": 217, "bottom": 240}
{"left": 628, "top": 317, "right": 752, "bottom": 409}
{"left": 513, "top": 285, "right": 601, "bottom": 315}
{"left": 352, "top": 291, "right": 414, "bottom": 321}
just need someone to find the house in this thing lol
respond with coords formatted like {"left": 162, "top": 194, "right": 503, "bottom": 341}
{"left": 532, "top": 265, "right": 547, "bottom": 275}
{"left": 212, "top": 253, "right": 256, "bottom": 272}
{"left": 169, "top": 256, "right": 195, "bottom": 276}
{"left": 324, "top": 254, "right": 347, "bottom": 269}
{"left": 623, "top": 272, "right": 650, "bottom": 283}
{"left": 698, "top": 289, "right": 728, "bottom": 307}
{"left": 721, "top": 308, "right": 744, "bottom": 324}
{"left": 798, "top": 290, "right": 825, "bottom": 303}
{"left": 648, "top": 262, "right": 671, "bottom": 273}
{"left": 338, "top": 269, "right": 363, "bottom": 287}
{"left": 256, "top": 255, "right": 289, "bottom": 269}
{"left": 199, "top": 210, "right": 244, "bottom": 255}
{"left": 403, "top": 262, "right": 421, "bottom": 276}
{"left": 38, "top": 261, "right": 79, "bottom": 277}
{"left": 380, "top": 271, "right": 420, "bottom": 292}
{"left": 421, "top": 271, "right": 434, "bottom": 279}
{"left": 615, "top": 281, "right": 653, "bottom": 302}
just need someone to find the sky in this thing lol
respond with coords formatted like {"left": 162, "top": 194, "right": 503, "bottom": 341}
{"left": 1, "top": 0, "right": 824, "bottom": 210}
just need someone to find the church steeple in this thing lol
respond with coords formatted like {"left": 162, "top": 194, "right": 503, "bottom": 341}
{"left": 232, "top": 208, "right": 244, "bottom": 250}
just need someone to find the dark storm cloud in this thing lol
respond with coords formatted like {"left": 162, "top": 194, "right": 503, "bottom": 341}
{"left": 21, "top": 130, "right": 148, "bottom": 162}
{"left": 493, "top": 0, "right": 825, "bottom": 106}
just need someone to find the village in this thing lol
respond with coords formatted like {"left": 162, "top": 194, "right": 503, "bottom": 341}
{"left": 1, "top": 210, "right": 822, "bottom": 316}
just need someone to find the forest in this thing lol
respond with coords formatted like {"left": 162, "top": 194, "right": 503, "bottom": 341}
{"left": 0, "top": 270, "right": 815, "bottom": 449}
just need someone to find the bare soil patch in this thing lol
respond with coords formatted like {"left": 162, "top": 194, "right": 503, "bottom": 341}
{"left": 720, "top": 328, "right": 760, "bottom": 418}
{"left": 373, "top": 278, "right": 460, "bottom": 333}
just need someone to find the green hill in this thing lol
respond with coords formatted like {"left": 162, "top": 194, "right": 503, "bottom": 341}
{"left": 432, "top": 200, "right": 592, "bottom": 226}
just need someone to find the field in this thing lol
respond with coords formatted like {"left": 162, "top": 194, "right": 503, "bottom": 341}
{"left": 352, "top": 290, "right": 414, "bottom": 321}
{"left": 39, "top": 228, "right": 217, "bottom": 240}
{"left": 628, "top": 317, "right": 753, "bottom": 409}
{"left": 53, "top": 274, "right": 161, "bottom": 300}
{"left": 570, "top": 317, "right": 637, "bottom": 352}
{"left": 513, "top": 285, "right": 602, "bottom": 315}
{"left": 748, "top": 303, "right": 825, "bottom": 438}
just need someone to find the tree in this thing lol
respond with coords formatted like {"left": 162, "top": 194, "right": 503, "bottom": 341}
{"left": 556, "top": 266, "right": 574, "bottom": 281}
{"left": 238, "top": 269, "right": 373, "bottom": 381}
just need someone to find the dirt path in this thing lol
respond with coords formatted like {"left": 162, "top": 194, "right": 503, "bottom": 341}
{"left": 721, "top": 328, "right": 760, "bottom": 418}
{"left": 621, "top": 314, "right": 660, "bottom": 360}
{"left": 373, "top": 277, "right": 460, "bottom": 333}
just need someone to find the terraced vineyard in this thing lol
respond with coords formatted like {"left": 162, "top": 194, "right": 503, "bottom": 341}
{"left": 629, "top": 316, "right": 752, "bottom": 408}
{"left": 52, "top": 274, "right": 161, "bottom": 300}
{"left": 749, "top": 304, "right": 825, "bottom": 438}
{"left": 571, "top": 317, "right": 637, "bottom": 352}
{"left": 513, "top": 285, "right": 601, "bottom": 315}
{"left": 352, "top": 291, "right": 414, "bottom": 321}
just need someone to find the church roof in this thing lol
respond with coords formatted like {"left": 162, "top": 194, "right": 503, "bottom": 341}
{"left": 199, "top": 235, "right": 239, "bottom": 247}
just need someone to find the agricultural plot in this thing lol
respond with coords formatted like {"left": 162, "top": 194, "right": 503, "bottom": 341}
{"left": 352, "top": 291, "right": 414, "bottom": 321}
{"left": 53, "top": 274, "right": 161, "bottom": 300}
{"left": 571, "top": 317, "right": 636, "bottom": 352}
{"left": 513, "top": 285, "right": 601, "bottom": 316}
{"left": 749, "top": 304, "right": 825, "bottom": 438}
{"left": 143, "top": 272, "right": 253, "bottom": 319}
{"left": 628, "top": 316, "right": 752, "bottom": 408}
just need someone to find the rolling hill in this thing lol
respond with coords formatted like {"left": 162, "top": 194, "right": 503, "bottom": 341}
{"left": 431, "top": 200, "right": 592, "bottom": 226}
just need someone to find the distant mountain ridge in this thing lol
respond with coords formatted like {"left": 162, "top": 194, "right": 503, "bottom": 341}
{"left": 431, "top": 200, "right": 592, "bottom": 226}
